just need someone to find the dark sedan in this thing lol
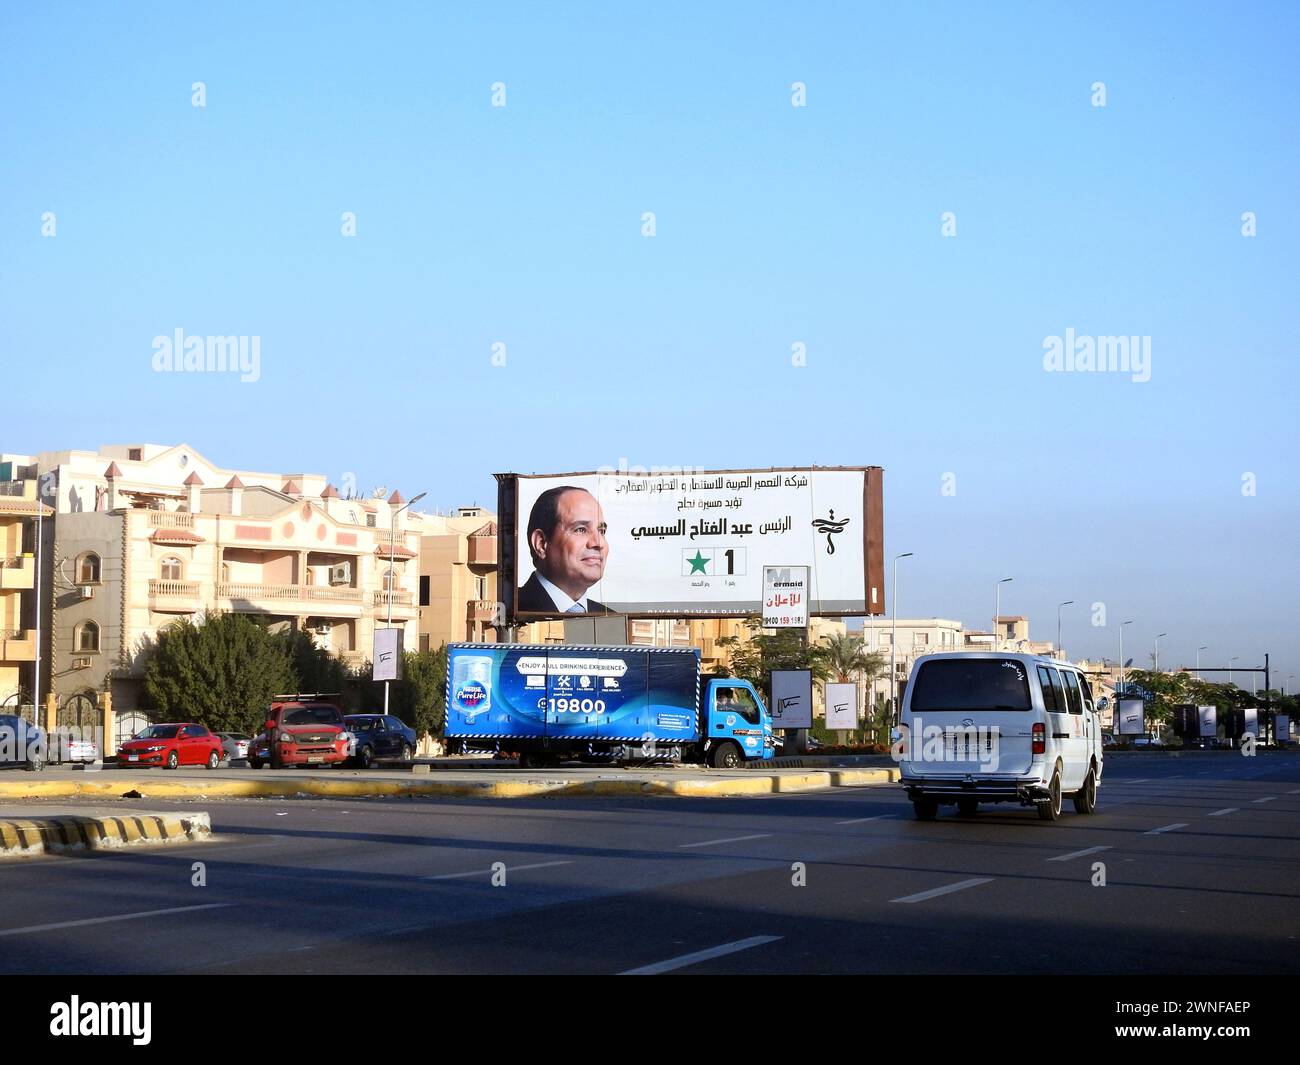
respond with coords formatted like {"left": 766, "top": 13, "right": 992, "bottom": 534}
{"left": 344, "top": 714, "right": 417, "bottom": 768}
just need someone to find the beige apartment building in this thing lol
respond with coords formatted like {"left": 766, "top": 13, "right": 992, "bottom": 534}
{"left": 1, "top": 444, "right": 421, "bottom": 719}
{"left": 416, "top": 506, "right": 499, "bottom": 650}
{"left": 0, "top": 478, "right": 52, "bottom": 712}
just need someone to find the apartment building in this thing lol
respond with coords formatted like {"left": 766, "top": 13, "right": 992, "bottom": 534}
{"left": 0, "top": 477, "right": 52, "bottom": 712}
{"left": 416, "top": 506, "right": 499, "bottom": 650}
{"left": 1, "top": 444, "right": 421, "bottom": 716}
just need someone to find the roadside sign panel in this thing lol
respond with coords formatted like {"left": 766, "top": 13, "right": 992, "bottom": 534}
{"left": 770, "top": 670, "right": 813, "bottom": 729}
{"left": 824, "top": 682, "right": 858, "bottom": 730}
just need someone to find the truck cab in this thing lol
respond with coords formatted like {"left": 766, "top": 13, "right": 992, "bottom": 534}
{"left": 703, "top": 677, "right": 776, "bottom": 767}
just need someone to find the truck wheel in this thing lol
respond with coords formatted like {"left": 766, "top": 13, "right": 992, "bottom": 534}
{"left": 912, "top": 797, "right": 939, "bottom": 821}
{"left": 710, "top": 742, "right": 741, "bottom": 769}
{"left": 957, "top": 798, "right": 978, "bottom": 818}
{"left": 1072, "top": 768, "right": 1097, "bottom": 814}
{"left": 1038, "top": 768, "right": 1062, "bottom": 821}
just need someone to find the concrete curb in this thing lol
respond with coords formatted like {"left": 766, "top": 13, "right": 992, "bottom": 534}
{"left": 0, "top": 768, "right": 900, "bottom": 803}
{"left": 0, "top": 811, "right": 212, "bottom": 857}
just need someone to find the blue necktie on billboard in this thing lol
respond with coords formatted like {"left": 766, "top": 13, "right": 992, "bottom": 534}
{"left": 566, "top": 604, "right": 585, "bottom": 614}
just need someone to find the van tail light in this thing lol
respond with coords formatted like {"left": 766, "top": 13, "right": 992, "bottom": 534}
{"left": 1032, "top": 722, "right": 1046, "bottom": 755}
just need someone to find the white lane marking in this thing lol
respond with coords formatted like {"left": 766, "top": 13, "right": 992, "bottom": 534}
{"left": 1251, "top": 797, "right": 1278, "bottom": 804}
{"left": 892, "top": 877, "right": 994, "bottom": 904}
{"left": 620, "top": 935, "right": 783, "bottom": 975}
{"left": 0, "top": 903, "right": 233, "bottom": 938}
{"left": 1048, "top": 845, "right": 1111, "bottom": 862}
{"left": 677, "top": 834, "right": 771, "bottom": 849}
{"left": 1207, "top": 808, "right": 1239, "bottom": 817}
{"left": 836, "top": 815, "right": 894, "bottom": 825}
{"left": 1143, "top": 823, "right": 1188, "bottom": 835}
{"left": 422, "top": 860, "right": 572, "bottom": 881}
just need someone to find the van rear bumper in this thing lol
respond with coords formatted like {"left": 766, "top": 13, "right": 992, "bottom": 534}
{"left": 901, "top": 775, "right": 1051, "bottom": 806}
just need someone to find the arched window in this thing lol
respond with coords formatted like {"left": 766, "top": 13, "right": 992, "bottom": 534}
{"left": 78, "top": 553, "right": 101, "bottom": 584}
{"left": 160, "top": 556, "right": 183, "bottom": 581}
{"left": 383, "top": 568, "right": 397, "bottom": 591}
{"left": 77, "top": 621, "right": 100, "bottom": 653}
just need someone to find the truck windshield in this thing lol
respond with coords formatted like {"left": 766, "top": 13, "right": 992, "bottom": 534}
{"left": 910, "top": 659, "right": 1032, "bottom": 712}
{"left": 282, "top": 706, "right": 342, "bottom": 727}
{"left": 717, "top": 687, "right": 761, "bottom": 724}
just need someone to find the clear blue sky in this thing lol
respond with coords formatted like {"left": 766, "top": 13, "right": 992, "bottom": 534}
{"left": 2, "top": 2, "right": 1296, "bottom": 679}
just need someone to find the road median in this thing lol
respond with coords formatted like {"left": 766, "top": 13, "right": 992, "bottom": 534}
{"left": 0, "top": 810, "right": 212, "bottom": 857}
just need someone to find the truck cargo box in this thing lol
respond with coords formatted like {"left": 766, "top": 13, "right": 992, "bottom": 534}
{"left": 446, "top": 643, "right": 701, "bottom": 745}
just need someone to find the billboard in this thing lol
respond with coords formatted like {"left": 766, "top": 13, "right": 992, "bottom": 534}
{"left": 824, "top": 682, "right": 858, "bottom": 730}
{"left": 444, "top": 644, "right": 701, "bottom": 744}
{"left": 1198, "top": 705, "right": 1217, "bottom": 738}
{"left": 496, "top": 467, "right": 884, "bottom": 621}
{"left": 763, "top": 565, "right": 809, "bottom": 629}
{"left": 1117, "top": 697, "right": 1146, "bottom": 736}
{"left": 770, "top": 670, "right": 813, "bottom": 729}
{"left": 372, "top": 628, "right": 403, "bottom": 681}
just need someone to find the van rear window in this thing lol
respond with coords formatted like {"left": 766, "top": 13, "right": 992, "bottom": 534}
{"left": 910, "top": 659, "right": 1032, "bottom": 712}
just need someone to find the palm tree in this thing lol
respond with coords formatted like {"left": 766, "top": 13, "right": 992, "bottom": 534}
{"left": 820, "top": 632, "right": 886, "bottom": 745}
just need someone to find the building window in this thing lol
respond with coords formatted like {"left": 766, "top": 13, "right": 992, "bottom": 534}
{"left": 160, "top": 556, "right": 183, "bottom": 581}
{"left": 128, "top": 448, "right": 142, "bottom": 461}
{"left": 77, "top": 553, "right": 101, "bottom": 584}
{"left": 914, "top": 632, "right": 929, "bottom": 646}
{"left": 366, "top": 514, "right": 376, "bottom": 528}
{"left": 77, "top": 621, "right": 100, "bottom": 653}
{"left": 419, "top": 575, "right": 430, "bottom": 606}
{"left": 419, "top": 634, "right": 430, "bottom": 653}
{"left": 383, "top": 568, "right": 397, "bottom": 591}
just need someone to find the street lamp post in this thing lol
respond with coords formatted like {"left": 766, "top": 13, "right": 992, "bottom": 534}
{"left": 385, "top": 491, "right": 427, "bottom": 714}
{"left": 1119, "top": 620, "right": 1133, "bottom": 696}
{"left": 1154, "top": 633, "right": 1167, "bottom": 674}
{"left": 994, "top": 578, "right": 1013, "bottom": 651}
{"left": 1196, "top": 645, "right": 1207, "bottom": 681}
{"left": 1057, "top": 601, "right": 1074, "bottom": 660}
{"left": 1229, "top": 656, "right": 1239, "bottom": 686}
{"left": 890, "top": 553, "right": 913, "bottom": 725}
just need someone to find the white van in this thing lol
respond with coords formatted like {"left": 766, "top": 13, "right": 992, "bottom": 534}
{"left": 897, "top": 652, "right": 1105, "bottom": 821}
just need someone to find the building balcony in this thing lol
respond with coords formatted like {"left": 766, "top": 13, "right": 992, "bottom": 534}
{"left": 373, "top": 589, "right": 417, "bottom": 619}
{"left": 148, "top": 579, "right": 203, "bottom": 613}
{"left": 0, "top": 554, "right": 34, "bottom": 590}
{"left": 147, "top": 511, "right": 195, "bottom": 529}
{"left": 467, "top": 599, "right": 499, "bottom": 624}
{"left": 217, "top": 582, "right": 365, "bottom": 616}
{"left": 467, "top": 535, "right": 497, "bottom": 567}
{"left": 0, "top": 629, "right": 36, "bottom": 662}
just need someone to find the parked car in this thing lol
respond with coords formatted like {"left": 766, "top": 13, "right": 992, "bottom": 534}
{"left": 215, "top": 732, "right": 251, "bottom": 765}
{"left": 1130, "top": 735, "right": 1165, "bottom": 748}
{"left": 249, "top": 699, "right": 350, "bottom": 769}
{"left": 118, "top": 723, "right": 224, "bottom": 770}
{"left": 58, "top": 736, "right": 100, "bottom": 764}
{"left": 0, "top": 714, "right": 46, "bottom": 772}
{"left": 344, "top": 714, "right": 417, "bottom": 768}
{"left": 1102, "top": 732, "right": 1117, "bottom": 749}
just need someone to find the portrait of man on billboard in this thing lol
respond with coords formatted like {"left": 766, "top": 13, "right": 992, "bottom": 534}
{"left": 517, "top": 485, "right": 612, "bottom": 614}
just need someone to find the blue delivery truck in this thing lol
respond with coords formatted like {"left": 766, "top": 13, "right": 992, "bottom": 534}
{"left": 445, "top": 643, "right": 777, "bottom": 768}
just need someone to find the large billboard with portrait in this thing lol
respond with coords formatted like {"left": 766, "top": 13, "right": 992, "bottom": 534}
{"left": 495, "top": 467, "right": 884, "bottom": 621}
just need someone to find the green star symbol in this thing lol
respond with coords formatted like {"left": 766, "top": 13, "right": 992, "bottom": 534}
{"left": 687, "top": 550, "right": 709, "bottom": 574}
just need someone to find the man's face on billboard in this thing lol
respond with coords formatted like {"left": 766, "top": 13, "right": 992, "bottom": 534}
{"left": 532, "top": 489, "right": 608, "bottom": 598}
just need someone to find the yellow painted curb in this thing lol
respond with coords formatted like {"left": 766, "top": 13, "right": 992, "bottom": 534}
{"left": 829, "top": 768, "right": 900, "bottom": 786}
{"left": 0, "top": 811, "right": 212, "bottom": 856}
{"left": 0, "top": 766, "right": 901, "bottom": 804}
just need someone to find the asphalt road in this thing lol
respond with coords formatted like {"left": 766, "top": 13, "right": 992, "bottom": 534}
{"left": 1, "top": 753, "right": 1296, "bottom": 975}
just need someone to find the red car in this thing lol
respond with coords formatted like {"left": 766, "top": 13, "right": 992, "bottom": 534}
{"left": 118, "top": 723, "right": 224, "bottom": 770}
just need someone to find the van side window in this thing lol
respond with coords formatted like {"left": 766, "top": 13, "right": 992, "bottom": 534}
{"left": 1062, "top": 671, "right": 1084, "bottom": 714}
{"left": 1047, "top": 668, "right": 1067, "bottom": 713}
{"left": 1079, "top": 675, "right": 1094, "bottom": 706}
{"left": 1037, "top": 666, "right": 1060, "bottom": 712}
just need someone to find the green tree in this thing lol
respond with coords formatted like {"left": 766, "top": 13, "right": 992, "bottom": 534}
{"left": 351, "top": 645, "right": 449, "bottom": 738}
{"left": 143, "top": 613, "right": 296, "bottom": 735}
{"left": 716, "top": 616, "right": 831, "bottom": 704}
{"left": 286, "top": 629, "right": 347, "bottom": 694}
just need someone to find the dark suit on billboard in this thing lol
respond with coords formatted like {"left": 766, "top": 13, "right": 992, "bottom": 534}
{"left": 517, "top": 572, "right": 610, "bottom": 615}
